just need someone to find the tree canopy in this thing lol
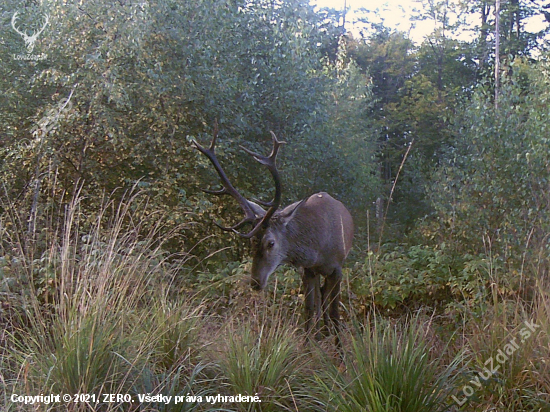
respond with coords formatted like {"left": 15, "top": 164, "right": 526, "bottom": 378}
{"left": 2, "top": 0, "right": 550, "bottom": 267}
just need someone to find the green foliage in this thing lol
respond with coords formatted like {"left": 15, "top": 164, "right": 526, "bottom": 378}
{"left": 145, "top": 300, "right": 204, "bottom": 370}
{"left": 133, "top": 364, "right": 212, "bottom": 412}
{"left": 424, "top": 61, "right": 550, "bottom": 276}
{"left": 448, "top": 287, "right": 550, "bottom": 411}
{"left": 2, "top": 188, "right": 550, "bottom": 412}
{"left": 2, "top": 190, "right": 211, "bottom": 411}
{"left": 467, "top": 0, "right": 548, "bottom": 74}
{"left": 311, "top": 38, "right": 380, "bottom": 215}
{"left": 4, "top": 0, "right": 550, "bottom": 411}
{"left": 0, "top": 0, "right": 378, "bottom": 264}
{"left": 346, "top": 25, "right": 478, "bottom": 229}
{"left": 26, "top": 311, "right": 128, "bottom": 396}
{"left": 351, "top": 244, "right": 502, "bottom": 311}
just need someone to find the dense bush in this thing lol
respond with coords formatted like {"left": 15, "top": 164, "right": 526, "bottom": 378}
{"left": 351, "top": 245, "right": 498, "bottom": 311}
{"left": 421, "top": 62, "right": 550, "bottom": 279}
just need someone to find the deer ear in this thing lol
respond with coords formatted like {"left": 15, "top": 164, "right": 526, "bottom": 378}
{"left": 248, "top": 201, "right": 267, "bottom": 219}
{"left": 279, "top": 198, "right": 307, "bottom": 226}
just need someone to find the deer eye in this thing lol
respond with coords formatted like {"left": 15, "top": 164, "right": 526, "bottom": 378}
{"left": 266, "top": 240, "right": 275, "bottom": 249}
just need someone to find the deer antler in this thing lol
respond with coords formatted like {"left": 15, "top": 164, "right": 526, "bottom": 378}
{"left": 193, "top": 125, "right": 285, "bottom": 238}
{"left": 193, "top": 123, "right": 266, "bottom": 233}
{"left": 238, "top": 131, "right": 285, "bottom": 238}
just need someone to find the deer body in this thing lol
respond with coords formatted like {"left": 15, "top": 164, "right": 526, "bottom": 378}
{"left": 251, "top": 192, "right": 353, "bottom": 341}
{"left": 194, "top": 127, "right": 354, "bottom": 344}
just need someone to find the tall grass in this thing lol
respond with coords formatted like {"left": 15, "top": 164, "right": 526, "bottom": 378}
{"left": 457, "top": 280, "right": 550, "bottom": 411}
{"left": 214, "top": 300, "right": 310, "bottom": 412}
{"left": 314, "top": 315, "right": 464, "bottom": 412}
{"left": 2, "top": 189, "right": 213, "bottom": 411}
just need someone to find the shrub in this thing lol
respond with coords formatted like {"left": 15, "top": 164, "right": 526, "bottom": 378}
{"left": 350, "top": 244, "right": 502, "bottom": 311}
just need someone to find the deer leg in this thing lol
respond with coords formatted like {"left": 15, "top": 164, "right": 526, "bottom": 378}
{"left": 322, "top": 267, "right": 342, "bottom": 346}
{"left": 302, "top": 268, "right": 321, "bottom": 339}
{"left": 320, "top": 279, "right": 329, "bottom": 334}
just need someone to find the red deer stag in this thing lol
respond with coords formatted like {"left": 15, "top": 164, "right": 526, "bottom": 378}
{"left": 193, "top": 125, "right": 354, "bottom": 344}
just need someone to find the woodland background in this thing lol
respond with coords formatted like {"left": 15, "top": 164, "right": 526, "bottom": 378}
{"left": 1, "top": 0, "right": 550, "bottom": 411}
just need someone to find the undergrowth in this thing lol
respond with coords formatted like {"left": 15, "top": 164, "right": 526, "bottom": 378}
{"left": 1, "top": 189, "right": 549, "bottom": 412}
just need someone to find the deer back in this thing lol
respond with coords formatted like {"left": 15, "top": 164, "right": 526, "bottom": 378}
{"left": 282, "top": 192, "right": 353, "bottom": 274}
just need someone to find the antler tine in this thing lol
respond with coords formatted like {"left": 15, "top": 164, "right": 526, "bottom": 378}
{"left": 240, "top": 131, "right": 286, "bottom": 167}
{"left": 214, "top": 217, "right": 255, "bottom": 232}
{"left": 192, "top": 121, "right": 217, "bottom": 155}
{"left": 237, "top": 131, "right": 285, "bottom": 239}
{"left": 202, "top": 187, "right": 228, "bottom": 196}
{"left": 251, "top": 197, "right": 274, "bottom": 207}
{"left": 208, "top": 120, "right": 219, "bottom": 151}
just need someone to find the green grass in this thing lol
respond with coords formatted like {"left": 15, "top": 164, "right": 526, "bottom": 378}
{"left": 454, "top": 283, "right": 550, "bottom": 411}
{"left": 214, "top": 304, "right": 309, "bottom": 412}
{"left": 2, "top": 190, "right": 212, "bottom": 411}
{"left": 313, "top": 315, "right": 463, "bottom": 412}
